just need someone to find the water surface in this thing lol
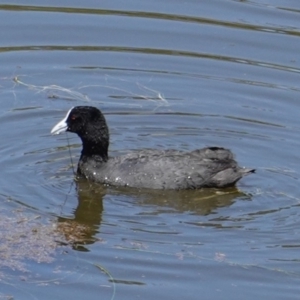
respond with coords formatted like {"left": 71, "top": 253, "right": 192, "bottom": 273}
{"left": 0, "top": 0, "right": 300, "bottom": 299}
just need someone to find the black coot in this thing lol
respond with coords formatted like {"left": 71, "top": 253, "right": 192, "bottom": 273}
{"left": 51, "top": 106, "right": 254, "bottom": 189}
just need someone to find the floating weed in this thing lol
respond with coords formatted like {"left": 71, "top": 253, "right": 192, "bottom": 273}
{"left": 13, "top": 76, "right": 91, "bottom": 102}
{"left": 0, "top": 205, "right": 113, "bottom": 298}
{"left": 0, "top": 205, "right": 102, "bottom": 275}
{"left": 0, "top": 295, "right": 13, "bottom": 300}
{"left": 95, "top": 264, "right": 116, "bottom": 300}
{"left": 0, "top": 210, "right": 59, "bottom": 274}
{"left": 13, "top": 75, "right": 169, "bottom": 110}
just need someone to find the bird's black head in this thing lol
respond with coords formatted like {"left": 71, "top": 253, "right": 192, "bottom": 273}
{"left": 51, "top": 106, "right": 109, "bottom": 160}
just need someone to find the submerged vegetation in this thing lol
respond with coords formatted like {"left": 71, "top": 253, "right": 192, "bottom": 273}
{"left": 0, "top": 207, "right": 65, "bottom": 274}
{"left": 0, "top": 203, "right": 100, "bottom": 275}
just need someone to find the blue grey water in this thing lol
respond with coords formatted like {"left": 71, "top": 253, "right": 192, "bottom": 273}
{"left": 0, "top": 0, "right": 300, "bottom": 299}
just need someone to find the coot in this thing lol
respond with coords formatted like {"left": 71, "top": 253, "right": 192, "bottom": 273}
{"left": 51, "top": 106, "right": 254, "bottom": 189}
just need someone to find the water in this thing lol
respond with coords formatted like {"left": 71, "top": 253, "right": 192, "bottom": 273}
{"left": 0, "top": 0, "right": 300, "bottom": 299}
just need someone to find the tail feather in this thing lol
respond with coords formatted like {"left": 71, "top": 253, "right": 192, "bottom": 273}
{"left": 241, "top": 168, "right": 255, "bottom": 175}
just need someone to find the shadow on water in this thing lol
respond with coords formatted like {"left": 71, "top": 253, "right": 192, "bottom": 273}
{"left": 57, "top": 178, "right": 251, "bottom": 250}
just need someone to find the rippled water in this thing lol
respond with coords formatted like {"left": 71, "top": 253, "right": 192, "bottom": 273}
{"left": 0, "top": 1, "right": 300, "bottom": 299}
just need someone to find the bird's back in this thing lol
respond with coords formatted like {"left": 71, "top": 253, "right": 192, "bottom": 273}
{"left": 78, "top": 147, "right": 254, "bottom": 189}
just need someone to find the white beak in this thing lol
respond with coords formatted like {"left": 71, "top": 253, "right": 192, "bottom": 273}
{"left": 51, "top": 107, "right": 73, "bottom": 135}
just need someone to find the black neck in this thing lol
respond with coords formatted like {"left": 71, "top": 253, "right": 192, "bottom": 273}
{"left": 80, "top": 138, "right": 109, "bottom": 162}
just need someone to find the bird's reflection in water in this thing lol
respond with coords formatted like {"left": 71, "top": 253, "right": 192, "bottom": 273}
{"left": 56, "top": 178, "right": 251, "bottom": 250}
{"left": 57, "top": 179, "right": 106, "bottom": 251}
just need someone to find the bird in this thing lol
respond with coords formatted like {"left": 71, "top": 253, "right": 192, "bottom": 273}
{"left": 51, "top": 106, "right": 254, "bottom": 190}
